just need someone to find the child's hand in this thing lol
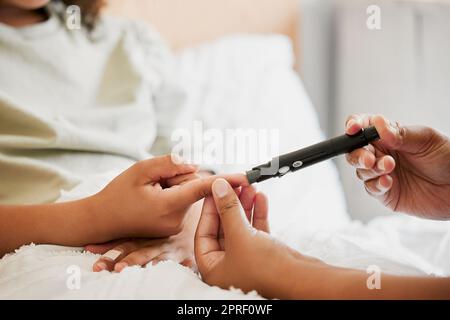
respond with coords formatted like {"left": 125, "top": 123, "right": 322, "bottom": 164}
{"left": 90, "top": 155, "right": 249, "bottom": 241}
{"left": 86, "top": 199, "right": 203, "bottom": 272}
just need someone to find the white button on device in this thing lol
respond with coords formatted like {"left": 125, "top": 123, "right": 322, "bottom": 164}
{"left": 278, "top": 166, "right": 290, "bottom": 175}
{"left": 293, "top": 161, "right": 303, "bottom": 168}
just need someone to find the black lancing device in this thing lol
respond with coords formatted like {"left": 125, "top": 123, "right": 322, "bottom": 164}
{"left": 246, "top": 126, "right": 380, "bottom": 184}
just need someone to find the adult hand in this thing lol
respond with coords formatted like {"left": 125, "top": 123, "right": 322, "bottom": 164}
{"left": 86, "top": 200, "right": 202, "bottom": 272}
{"left": 346, "top": 114, "right": 450, "bottom": 219}
{"left": 194, "top": 178, "right": 328, "bottom": 299}
{"left": 195, "top": 178, "right": 450, "bottom": 300}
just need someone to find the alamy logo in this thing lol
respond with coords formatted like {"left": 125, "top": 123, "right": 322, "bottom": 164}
{"left": 366, "top": 265, "right": 382, "bottom": 290}
{"left": 66, "top": 5, "right": 81, "bottom": 30}
{"left": 171, "top": 121, "right": 280, "bottom": 171}
{"left": 66, "top": 265, "right": 81, "bottom": 290}
{"left": 366, "top": 5, "right": 381, "bottom": 30}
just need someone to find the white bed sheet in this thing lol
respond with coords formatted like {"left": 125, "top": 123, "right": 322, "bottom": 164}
{"left": 1, "top": 35, "right": 449, "bottom": 299}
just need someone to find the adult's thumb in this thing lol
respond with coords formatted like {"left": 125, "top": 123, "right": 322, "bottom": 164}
{"left": 372, "top": 115, "right": 442, "bottom": 154}
{"left": 211, "top": 178, "right": 251, "bottom": 237}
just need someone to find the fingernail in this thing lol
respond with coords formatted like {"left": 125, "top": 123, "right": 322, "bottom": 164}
{"left": 377, "top": 178, "right": 389, "bottom": 191}
{"left": 359, "top": 156, "right": 366, "bottom": 168}
{"left": 151, "top": 260, "right": 161, "bottom": 266}
{"left": 347, "top": 119, "right": 356, "bottom": 129}
{"left": 377, "top": 159, "right": 385, "bottom": 171}
{"left": 115, "top": 262, "right": 128, "bottom": 272}
{"left": 212, "top": 179, "right": 230, "bottom": 198}
{"left": 102, "top": 249, "right": 122, "bottom": 262}
{"left": 95, "top": 261, "right": 107, "bottom": 272}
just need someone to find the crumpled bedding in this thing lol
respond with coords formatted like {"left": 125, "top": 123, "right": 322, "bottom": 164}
{"left": 1, "top": 216, "right": 448, "bottom": 299}
{"left": 1, "top": 35, "right": 449, "bottom": 299}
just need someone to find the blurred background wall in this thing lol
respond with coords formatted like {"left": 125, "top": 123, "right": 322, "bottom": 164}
{"left": 299, "top": 0, "right": 450, "bottom": 221}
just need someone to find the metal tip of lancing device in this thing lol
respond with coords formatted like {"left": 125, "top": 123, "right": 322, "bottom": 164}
{"left": 246, "top": 169, "right": 261, "bottom": 184}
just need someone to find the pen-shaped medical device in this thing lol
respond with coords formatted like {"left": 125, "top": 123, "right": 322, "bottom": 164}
{"left": 246, "top": 126, "right": 380, "bottom": 184}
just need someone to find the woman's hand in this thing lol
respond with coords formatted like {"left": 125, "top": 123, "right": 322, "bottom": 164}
{"left": 194, "top": 178, "right": 450, "bottom": 300}
{"left": 346, "top": 114, "right": 450, "bottom": 220}
{"left": 194, "top": 178, "right": 330, "bottom": 299}
{"left": 90, "top": 155, "right": 249, "bottom": 241}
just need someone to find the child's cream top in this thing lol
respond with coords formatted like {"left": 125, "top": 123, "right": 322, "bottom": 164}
{"left": 0, "top": 5, "right": 183, "bottom": 204}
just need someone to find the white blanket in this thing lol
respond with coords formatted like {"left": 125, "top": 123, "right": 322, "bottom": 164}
{"left": 1, "top": 35, "right": 449, "bottom": 299}
{"left": 1, "top": 216, "right": 449, "bottom": 299}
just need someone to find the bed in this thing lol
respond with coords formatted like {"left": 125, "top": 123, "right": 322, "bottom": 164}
{"left": 1, "top": 0, "right": 449, "bottom": 299}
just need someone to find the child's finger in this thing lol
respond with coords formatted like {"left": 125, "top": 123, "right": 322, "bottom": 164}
{"left": 85, "top": 239, "right": 126, "bottom": 255}
{"left": 150, "top": 253, "right": 172, "bottom": 266}
{"left": 93, "top": 249, "right": 122, "bottom": 272}
{"left": 239, "top": 186, "right": 257, "bottom": 222}
{"left": 134, "top": 155, "right": 198, "bottom": 185}
{"left": 180, "top": 257, "right": 195, "bottom": 269}
{"left": 114, "top": 246, "right": 164, "bottom": 272}
{"left": 252, "top": 192, "right": 270, "bottom": 233}
{"left": 164, "top": 174, "right": 249, "bottom": 211}
{"left": 93, "top": 242, "right": 140, "bottom": 272}
{"left": 93, "top": 239, "right": 162, "bottom": 272}
{"left": 93, "top": 248, "right": 127, "bottom": 272}
{"left": 166, "top": 173, "right": 201, "bottom": 187}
